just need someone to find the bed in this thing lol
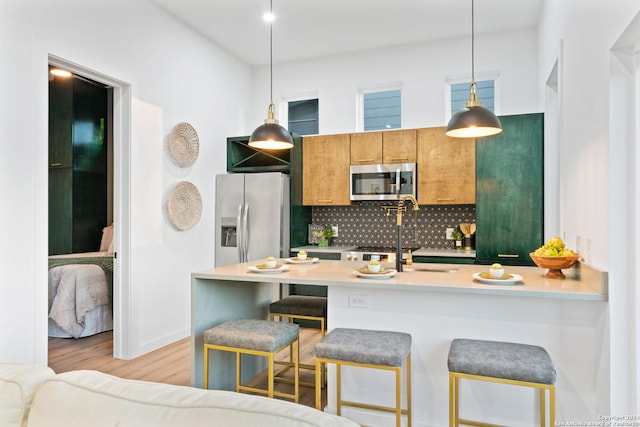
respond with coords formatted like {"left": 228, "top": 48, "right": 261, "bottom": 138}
{"left": 47, "top": 225, "right": 114, "bottom": 338}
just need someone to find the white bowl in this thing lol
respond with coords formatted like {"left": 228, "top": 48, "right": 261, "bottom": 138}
{"left": 297, "top": 252, "right": 308, "bottom": 260}
{"left": 489, "top": 268, "right": 504, "bottom": 278}
{"left": 264, "top": 259, "right": 277, "bottom": 268}
{"left": 367, "top": 263, "right": 381, "bottom": 273}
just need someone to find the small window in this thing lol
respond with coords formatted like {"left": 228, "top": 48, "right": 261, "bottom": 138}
{"left": 362, "top": 89, "right": 401, "bottom": 131}
{"left": 287, "top": 99, "right": 318, "bottom": 136}
{"left": 450, "top": 80, "right": 495, "bottom": 117}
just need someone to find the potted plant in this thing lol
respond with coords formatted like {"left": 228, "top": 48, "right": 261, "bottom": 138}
{"left": 451, "top": 229, "right": 463, "bottom": 250}
{"left": 318, "top": 227, "right": 335, "bottom": 247}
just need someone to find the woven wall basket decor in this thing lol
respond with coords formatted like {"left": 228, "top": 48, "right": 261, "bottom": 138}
{"left": 168, "top": 122, "right": 199, "bottom": 167}
{"left": 167, "top": 181, "right": 202, "bottom": 231}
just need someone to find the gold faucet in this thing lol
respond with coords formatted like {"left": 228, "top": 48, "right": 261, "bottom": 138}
{"left": 385, "top": 195, "right": 420, "bottom": 272}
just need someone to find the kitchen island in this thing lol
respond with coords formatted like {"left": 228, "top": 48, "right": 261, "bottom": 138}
{"left": 192, "top": 259, "right": 608, "bottom": 426}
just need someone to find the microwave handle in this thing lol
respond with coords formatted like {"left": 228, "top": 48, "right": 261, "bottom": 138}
{"left": 396, "top": 168, "right": 401, "bottom": 196}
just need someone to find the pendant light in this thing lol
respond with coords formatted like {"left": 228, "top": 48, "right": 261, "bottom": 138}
{"left": 248, "top": 0, "right": 294, "bottom": 150}
{"left": 445, "top": 0, "right": 502, "bottom": 138}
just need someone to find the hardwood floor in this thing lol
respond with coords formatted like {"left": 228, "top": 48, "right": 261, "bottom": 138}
{"left": 48, "top": 327, "right": 326, "bottom": 409}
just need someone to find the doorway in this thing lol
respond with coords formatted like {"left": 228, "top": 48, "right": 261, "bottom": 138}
{"left": 47, "top": 54, "right": 132, "bottom": 359}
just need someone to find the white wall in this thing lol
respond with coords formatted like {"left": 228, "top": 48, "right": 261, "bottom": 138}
{"left": 537, "top": 0, "right": 640, "bottom": 415}
{"left": 0, "top": 0, "right": 252, "bottom": 363}
{"left": 251, "top": 27, "right": 539, "bottom": 134}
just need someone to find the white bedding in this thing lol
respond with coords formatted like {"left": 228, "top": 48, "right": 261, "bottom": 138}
{"left": 48, "top": 263, "right": 110, "bottom": 338}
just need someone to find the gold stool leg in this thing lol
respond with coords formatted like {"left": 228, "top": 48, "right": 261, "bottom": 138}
{"left": 293, "top": 337, "right": 300, "bottom": 403}
{"left": 540, "top": 387, "right": 546, "bottom": 427}
{"left": 235, "top": 352, "right": 241, "bottom": 393}
{"left": 336, "top": 362, "right": 342, "bottom": 416}
{"left": 268, "top": 353, "right": 274, "bottom": 399}
{"left": 550, "top": 386, "right": 556, "bottom": 427}
{"left": 395, "top": 365, "right": 401, "bottom": 427}
{"left": 449, "top": 373, "right": 459, "bottom": 427}
{"left": 203, "top": 346, "right": 209, "bottom": 389}
{"left": 407, "top": 352, "right": 412, "bottom": 427}
{"left": 315, "top": 358, "right": 322, "bottom": 410}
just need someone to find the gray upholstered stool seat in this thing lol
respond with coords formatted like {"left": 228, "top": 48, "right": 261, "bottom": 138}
{"left": 203, "top": 318, "right": 299, "bottom": 402}
{"left": 448, "top": 338, "right": 556, "bottom": 427}
{"left": 269, "top": 296, "right": 327, "bottom": 389}
{"left": 315, "top": 328, "right": 412, "bottom": 427}
{"left": 315, "top": 328, "right": 411, "bottom": 366}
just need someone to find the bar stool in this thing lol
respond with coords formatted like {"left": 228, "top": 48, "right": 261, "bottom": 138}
{"left": 269, "top": 295, "right": 327, "bottom": 388}
{"left": 315, "top": 328, "right": 412, "bottom": 427}
{"left": 203, "top": 318, "right": 299, "bottom": 402}
{"left": 448, "top": 338, "right": 556, "bottom": 427}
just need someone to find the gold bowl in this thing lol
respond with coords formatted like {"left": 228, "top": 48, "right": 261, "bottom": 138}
{"left": 529, "top": 252, "right": 580, "bottom": 279}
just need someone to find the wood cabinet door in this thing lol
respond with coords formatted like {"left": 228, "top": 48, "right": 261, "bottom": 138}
{"left": 417, "top": 127, "right": 476, "bottom": 205}
{"left": 383, "top": 129, "right": 417, "bottom": 163}
{"left": 302, "top": 134, "right": 351, "bottom": 205}
{"left": 475, "top": 113, "right": 544, "bottom": 266}
{"left": 350, "top": 132, "right": 382, "bottom": 165}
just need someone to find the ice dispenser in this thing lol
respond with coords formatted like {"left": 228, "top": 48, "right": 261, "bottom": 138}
{"left": 220, "top": 217, "right": 237, "bottom": 247}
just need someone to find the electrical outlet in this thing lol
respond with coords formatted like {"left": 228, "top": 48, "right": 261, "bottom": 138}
{"left": 332, "top": 225, "right": 339, "bottom": 237}
{"left": 348, "top": 294, "right": 368, "bottom": 308}
{"left": 446, "top": 228, "right": 454, "bottom": 240}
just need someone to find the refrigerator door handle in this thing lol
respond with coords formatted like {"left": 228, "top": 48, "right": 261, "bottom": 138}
{"left": 243, "top": 203, "right": 250, "bottom": 262}
{"left": 236, "top": 204, "right": 244, "bottom": 263}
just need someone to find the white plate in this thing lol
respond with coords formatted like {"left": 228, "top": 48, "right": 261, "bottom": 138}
{"left": 248, "top": 264, "right": 289, "bottom": 274}
{"left": 285, "top": 257, "right": 320, "bottom": 264}
{"left": 472, "top": 272, "right": 524, "bottom": 285}
{"left": 353, "top": 268, "right": 397, "bottom": 279}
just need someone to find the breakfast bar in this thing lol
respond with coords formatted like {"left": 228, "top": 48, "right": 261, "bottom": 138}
{"left": 191, "top": 260, "right": 608, "bottom": 426}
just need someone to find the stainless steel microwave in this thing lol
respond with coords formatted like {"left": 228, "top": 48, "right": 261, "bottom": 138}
{"left": 350, "top": 163, "right": 416, "bottom": 201}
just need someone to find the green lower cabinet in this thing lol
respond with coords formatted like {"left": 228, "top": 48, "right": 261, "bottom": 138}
{"left": 413, "top": 256, "right": 475, "bottom": 265}
{"left": 475, "top": 113, "right": 544, "bottom": 266}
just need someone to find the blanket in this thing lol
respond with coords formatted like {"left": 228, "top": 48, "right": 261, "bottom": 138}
{"left": 48, "top": 264, "right": 109, "bottom": 338}
{"left": 48, "top": 254, "right": 113, "bottom": 304}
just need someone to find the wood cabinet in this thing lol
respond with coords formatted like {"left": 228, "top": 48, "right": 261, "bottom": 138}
{"left": 417, "top": 127, "right": 476, "bottom": 205}
{"left": 382, "top": 129, "right": 416, "bottom": 164}
{"left": 302, "top": 134, "right": 351, "bottom": 205}
{"left": 350, "top": 132, "right": 382, "bottom": 164}
{"left": 475, "top": 113, "right": 544, "bottom": 266}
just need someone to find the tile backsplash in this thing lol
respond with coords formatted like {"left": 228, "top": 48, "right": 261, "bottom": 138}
{"left": 312, "top": 203, "right": 476, "bottom": 249}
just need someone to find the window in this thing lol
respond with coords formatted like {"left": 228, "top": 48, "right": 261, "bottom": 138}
{"left": 287, "top": 98, "right": 318, "bottom": 136}
{"left": 362, "top": 89, "right": 401, "bottom": 131}
{"left": 450, "top": 79, "right": 496, "bottom": 117}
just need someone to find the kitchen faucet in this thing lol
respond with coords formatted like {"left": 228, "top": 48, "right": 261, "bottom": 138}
{"left": 384, "top": 195, "right": 420, "bottom": 272}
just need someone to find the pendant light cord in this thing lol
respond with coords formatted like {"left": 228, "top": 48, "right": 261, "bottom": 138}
{"left": 269, "top": 0, "right": 274, "bottom": 104}
{"left": 471, "top": 0, "right": 475, "bottom": 84}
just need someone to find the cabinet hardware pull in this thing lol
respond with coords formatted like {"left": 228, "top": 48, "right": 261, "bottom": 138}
{"left": 437, "top": 197, "right": 455, "bottom": 201}
{"left": 318, "top": 199, "right": 333, "bottom": 203}
{"left": 391, "top": 157, "right": 408, "bottom": 161}
{"left": 498, "top": 254, "right": 519, "bottom": 258}
{"left": 50, "top": 163, "right": 63, "bottom": 167}
{"left": 358, "top": 159, "right": 374, "bottom": 163}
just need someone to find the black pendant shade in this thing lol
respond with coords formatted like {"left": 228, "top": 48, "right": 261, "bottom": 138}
{"left": 445, "top": 0, "right": 502, "bottom": 138}
{"left": 248, "top": 0, "right": 293, "bottom": 150}
{"left": 445, "top": 105, "right": 503, "bottom": 138}
{"left": 249, "top": 112, "right": 294, "bottom": 150}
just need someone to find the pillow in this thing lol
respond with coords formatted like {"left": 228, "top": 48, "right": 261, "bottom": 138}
{"left": 99, "top": 224, "right": 114, "bottom": 252}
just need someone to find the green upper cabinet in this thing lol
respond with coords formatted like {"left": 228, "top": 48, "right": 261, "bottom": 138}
{"left": 475, "top": 113, "right": 544, "bottom": 266}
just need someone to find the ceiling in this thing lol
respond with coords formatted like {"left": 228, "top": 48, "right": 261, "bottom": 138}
{"left": 151, "top": 0, "right": 543, "bottom": 66}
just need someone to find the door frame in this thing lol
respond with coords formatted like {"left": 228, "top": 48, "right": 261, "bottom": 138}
{"left": 48, "top": 54, "right": 132, "bottom": 359}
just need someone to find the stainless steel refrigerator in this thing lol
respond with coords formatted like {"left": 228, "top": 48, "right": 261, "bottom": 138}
{"left": 215, "top": 172, "right": 290, "bottom": 267}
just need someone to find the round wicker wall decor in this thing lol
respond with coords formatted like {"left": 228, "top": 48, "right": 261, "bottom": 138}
{"left": 167, "top": 181, "right": 202, "bottom": 231}
{"left": 169, "top": 122, "right": 199, "bottom": 167}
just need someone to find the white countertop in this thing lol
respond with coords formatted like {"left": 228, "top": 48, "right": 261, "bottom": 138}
{"left": 193, "top": 259, "right": 607, "bottom": 301}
